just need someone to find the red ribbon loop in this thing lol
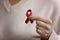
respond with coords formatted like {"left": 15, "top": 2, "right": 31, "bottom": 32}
{"left": 25, "top": 9, "right": 33, "bottom": 24}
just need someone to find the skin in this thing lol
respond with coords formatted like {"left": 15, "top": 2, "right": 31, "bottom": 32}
{"left": 9, "top": 0, "right": 52, "bottom": 40}
{"left": 28, "top": 16, "right": 52, "bottom": 40}
{"left": 9, "top": 0, "right": 21, "bottom": 6}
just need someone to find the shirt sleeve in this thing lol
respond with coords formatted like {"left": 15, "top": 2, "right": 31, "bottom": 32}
{"left": 49, "top": 0, "right": 60, "bottom": 40}
{"left": 49, "top": 14, "right": 60, "bottom": 40}
{"left": 49, "top": 30, "right": 60, "bottom": 40}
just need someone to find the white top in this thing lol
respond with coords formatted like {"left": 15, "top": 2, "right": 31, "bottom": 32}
{"left": 0, "top": 0, "right": 60, "bottom": 40}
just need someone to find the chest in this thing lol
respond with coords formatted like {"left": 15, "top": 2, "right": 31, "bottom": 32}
{"left": 8, "top": 4, "right": 52, "bottom": 37}
{"left": 2, "top": 0, "right": 54, "bottom": 39}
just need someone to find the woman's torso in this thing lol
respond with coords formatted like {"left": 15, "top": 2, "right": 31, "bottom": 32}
{"left": 0, "top": 0, "right": 60, "bottom": 40}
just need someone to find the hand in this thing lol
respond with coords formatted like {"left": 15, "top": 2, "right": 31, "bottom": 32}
{"left": 28, "top": 16, "right": 52, "bottom": 40}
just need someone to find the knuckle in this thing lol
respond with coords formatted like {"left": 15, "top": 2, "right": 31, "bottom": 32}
{"left": 45, "top": 30, "right": 52, "bottom": 38}
{"left": 46, "top": 24, "right": 52, "bottom": 30}
{"left": 48, "top": 25, "right": 52, "bottom": 30}
{"left": 36, "top": 21, "right": 43, "bottom": 25}
{"left": 49, "top": 19, "right": 52, "bottom": 24}
{"left": 45, "top": 28, "right": 52, "bottom": 34}
{"left": 46, "top": 31, "right": 50, "bottom": 34}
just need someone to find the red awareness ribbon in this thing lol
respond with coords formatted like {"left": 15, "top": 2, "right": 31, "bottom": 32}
{"left": 25, "top": 9, "right": 33, "bottom": 24}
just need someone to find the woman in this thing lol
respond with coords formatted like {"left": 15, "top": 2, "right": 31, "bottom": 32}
{"left": 0, "top": 0, "right": 60, "bottom": 40}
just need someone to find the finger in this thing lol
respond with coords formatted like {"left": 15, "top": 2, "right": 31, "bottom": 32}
{"left": 28, "top": 16, "right": 52, "bottom": 24}
{"left": 36, "top": 25, "right": 49, "bottom": 34}
{"left": 36, "top": 21, "right": 51, "bottom": 30}
{"left": 36, "top": 29, "right": 49, "bottom": 39}
{"left": 36, "top": 29, "right": 44, "bottom": 37}
{"left": 36, "top": 27, "right": 48, "bottom": 38}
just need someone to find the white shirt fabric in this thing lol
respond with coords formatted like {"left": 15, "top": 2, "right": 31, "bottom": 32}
{"left": 0, "top": 0, "right": 60, "bottom": 40}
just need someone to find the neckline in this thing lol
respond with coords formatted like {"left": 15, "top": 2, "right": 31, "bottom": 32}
{"left": 3, "top": 0, "right": 29, "bottom": 10}
{"left": 7, "top": 0, "right": 24, "bottom": 8}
